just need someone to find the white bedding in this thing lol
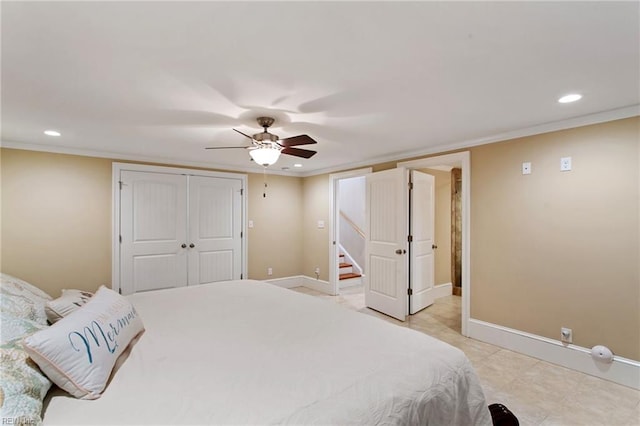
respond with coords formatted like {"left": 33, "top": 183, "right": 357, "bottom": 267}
{"left": 42, "top": 280, "right": 491, "bottom": 425}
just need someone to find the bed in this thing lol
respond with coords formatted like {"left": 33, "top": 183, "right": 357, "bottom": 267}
{"left": 3, "top": 275, "right": 491, "bottom": 425}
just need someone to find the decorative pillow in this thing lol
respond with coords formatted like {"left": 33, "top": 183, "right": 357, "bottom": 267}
{"left": 23, "top": 286, "right": 145, "bottom": 400}
{"left": 45, "top": 289, "right": 94, "bottom": 324}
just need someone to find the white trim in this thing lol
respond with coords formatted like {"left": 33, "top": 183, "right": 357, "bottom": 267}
{"left": 112, "top": 162, "right": 248, "bottom": 294}
{"left": 396, "top": 152, "right": 471, "bottom": 337}
{"left": 468, "top": 319, "right": 640, "bottom": 390}
{"left": 266, "top": 276, "right": 304, "bottom": 289}
{"left": 3, "top": 106, "right": 637, "bottom": 179}
{"left": 266, "top": 275, "right": 337, "bottom": 295}
{"left": 301, "top": 275, "right": 333, "bottom": 295}
{"left": 0, "top": 140, "right": 302, "bottom": 177}
{"left": 329, "top": 168, "right": 372, "bottom": 296}
{"left": 300, "top": 105, "right": 640, "bottom": 177}
{"left": 433, "top": 282, "right": 453, "bottom": 300}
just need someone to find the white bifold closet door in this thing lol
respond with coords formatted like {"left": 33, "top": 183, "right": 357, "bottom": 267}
{"left": 119, "top": 171, "right": 243, "bottom": 295}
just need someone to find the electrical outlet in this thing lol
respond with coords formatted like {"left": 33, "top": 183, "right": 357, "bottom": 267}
{"left": 522, "top": 162, "right": 532, "bottom": 175}
{"left": 561, "top": 327, "right": 572, "bottom": 343}
{"left": 314, "top": 267, "right": 320, "bottom": 275}
{"left": 560, "top": 157, "right": 572, "bottom": 171}
{"left": 267, "top": 267, "right": 273, "bottom": 276}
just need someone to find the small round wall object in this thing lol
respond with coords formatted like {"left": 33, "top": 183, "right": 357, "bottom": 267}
{"left": 591, "top": 345, "right": 614, "bottom": 364}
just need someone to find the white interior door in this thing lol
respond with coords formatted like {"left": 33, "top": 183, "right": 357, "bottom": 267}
{"left": 409, "top": 170, "right": 435, "bottom": 314}
{"left": 365, "top": 168, "right": 408, "bottom": 321}
{"left": 188, "top": 176, "right": 243, "bottom": 285}
{"left": 120, "top": 171, "right": 188, "bottom": 295}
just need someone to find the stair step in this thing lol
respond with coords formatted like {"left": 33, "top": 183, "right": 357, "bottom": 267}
{"left": 339, "top": 272, "right": 362, "bottom": 280}
{"left": 339, "top": 262, "right": 352, "bottom": 268}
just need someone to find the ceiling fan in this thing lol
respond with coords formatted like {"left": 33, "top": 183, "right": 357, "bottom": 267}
{"left": 205, "top": 117, "right": 317, "bottom": 166}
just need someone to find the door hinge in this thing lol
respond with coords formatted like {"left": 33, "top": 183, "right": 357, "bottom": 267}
{"left": 118, "top": 287, "right": 122, "bottom": 294}
{"left": 119, "top": 181, "right": 123, "bottom": 190}
{"left": 408, "top": 288, "right": 413, "bottom": 296}
{"left": 408, "top": 235, "right": 413, "bottom": 242}
{"left": 240, "top": 273, "right": 243, "bottom": 279}
{"left": 240, "top": 231, "right": 243, "bottom": 238}
{"left": 408, "top": 182, "right": 413, "bottom": 190}
{"left": 240, "top": 188, "right": 244, "bottom": 195}
{"left": 119, "top": 235, "right": 122, "bottom": 243}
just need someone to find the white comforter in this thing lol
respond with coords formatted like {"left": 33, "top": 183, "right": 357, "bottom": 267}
{"left": 43, "top": 280, "right": 491, "bottom": 425}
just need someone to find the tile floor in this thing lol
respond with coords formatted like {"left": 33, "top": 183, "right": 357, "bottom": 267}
{"left": 290, "top": 285, "right": 640, "bottom": 426}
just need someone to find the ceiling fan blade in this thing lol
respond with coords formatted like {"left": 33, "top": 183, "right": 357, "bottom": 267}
{"left": 233, "top": 128, "right": 254, "bottom": 139}
{"left": 278, "top": 134, "right": 317, "bottom": 147}
{"left": 281, "top": 147, "right": 317, "bottom": 159}
{"left": 205, "top": 146, "right": 253, "bottom": 150}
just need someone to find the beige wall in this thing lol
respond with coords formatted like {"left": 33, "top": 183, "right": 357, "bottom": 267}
{"left": 247, "top": 174, "right": 303, "bottom": 280}
{"left": 300, "top": 117, "right": 639, "bottom": 360}
{"left": 470, "top": 117, "right": 639, "bottom": 360}
{"left": 1, "top": 149, "right": 304, "bottom": 294}
{"left": 302, "top": 174, "right": 330, "bottom": 281}
{"left": 1, "top": 149, "right": 112, "bottom": 296}
{"left": 422, "top": 169, "right": 452, "bottom": 285}
{"left": 2, "top": 117, "right": 639, "bottom": 360}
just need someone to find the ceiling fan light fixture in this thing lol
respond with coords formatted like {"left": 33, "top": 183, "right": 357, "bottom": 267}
{"left": 249, "top": 146, "right": 281, "bottom": 166}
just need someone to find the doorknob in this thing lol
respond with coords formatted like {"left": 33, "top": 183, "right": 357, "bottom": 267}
{"left": 189, "top": 243, "right": 195, "bottom": 248}
{"left": 432, "top": 244, "right": 438, "bottom": 250}
{"left": 181, "top": 244, "right": 187, "bottom": 249}
{"left": 395, "top": 249, "right": 406, "bottom": 254}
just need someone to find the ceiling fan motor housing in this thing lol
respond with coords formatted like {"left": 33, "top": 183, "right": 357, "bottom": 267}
{"left": 253, "top": 132, "right": 279, "bottom": 143}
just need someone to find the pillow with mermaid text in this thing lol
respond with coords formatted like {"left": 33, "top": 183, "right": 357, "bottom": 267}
{"left": 23, "top": 286, "right": 144, "bottom": 399}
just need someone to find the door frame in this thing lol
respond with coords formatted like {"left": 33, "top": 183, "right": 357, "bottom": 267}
{"left": 329, "top": 167, "right": 372, "bottom": 296}
{"left": 397, "top": 151, "right": 471, "bottom": 336}
{"left": 112, "top": 162, "right": 248, "bottom": 294}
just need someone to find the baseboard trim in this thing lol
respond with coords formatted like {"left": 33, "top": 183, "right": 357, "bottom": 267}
{"left": 433, "top": 282, "right": 452, "bottom": 300}
{"left": 265, "top": 276, "right": 304, "bottom": 289}
{"left": 468, "top": 319, "right": 640, "bottom": 390}
{"left": 266, "top": 275, "right": 334, "bottom": 295}
{"left": 300, "top": 276, "right": 333, "bottom": 294}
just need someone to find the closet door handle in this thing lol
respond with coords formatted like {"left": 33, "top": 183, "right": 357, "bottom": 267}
{"left": 181, "top": 244, "right": 187, "bottom": 249}
{"left": 189, "top": 243, "right": 195, "bottom": 248}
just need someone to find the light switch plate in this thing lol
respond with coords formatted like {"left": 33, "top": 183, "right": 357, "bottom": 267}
{"left": 560, "top": 157, "right": 572, "bottom": 171}
{"left": 317, "top": 220, "right": 325, "bottom": 229}
{"left": 248, "top": 220, "right": 254, "bottom": 228}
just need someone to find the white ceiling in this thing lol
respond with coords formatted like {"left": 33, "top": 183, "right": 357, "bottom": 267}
{"left": 2, "top": 1, "right": 639, "bottom": 175}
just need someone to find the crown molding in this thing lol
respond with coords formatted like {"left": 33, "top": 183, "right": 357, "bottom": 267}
{"left": 0, "top": 140, "right": 301, "bottom": 177}
{"left": 299, "top": 104, "right": 640, "bottom": 177}
{"left": 2, "top": 104, "right": 637, "bottom": 178}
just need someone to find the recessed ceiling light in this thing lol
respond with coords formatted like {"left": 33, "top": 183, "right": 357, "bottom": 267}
{"left": 44, "top": 130, "right": 61, "bottom": 136}
{"left": 293, "top": 163, "right": 303, "bottom": 168}
{"left": 558, "top": 94, "right": 582, "bottom": 104}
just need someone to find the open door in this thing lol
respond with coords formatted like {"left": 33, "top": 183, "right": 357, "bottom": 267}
{"left": 409, "top": 170, "right": 435, "bottom": 314}
{"left": 364, "top": 168, "right": 408, "bottom": 321}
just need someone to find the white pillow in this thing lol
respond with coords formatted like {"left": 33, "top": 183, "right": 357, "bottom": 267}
{"left": 23, "top": 286, "right": 144, "bottom": 399}
{"left": 45, "top": 289, "right": 93, "bottom": 324}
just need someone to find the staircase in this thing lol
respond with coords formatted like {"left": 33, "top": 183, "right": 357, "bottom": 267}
{"left": 339, "top": 253, "right": 362, "bottom": 282}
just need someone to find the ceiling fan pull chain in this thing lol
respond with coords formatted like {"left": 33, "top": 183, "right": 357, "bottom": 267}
{"left": 263, "top": 166, "right": 268, "bottom": 198}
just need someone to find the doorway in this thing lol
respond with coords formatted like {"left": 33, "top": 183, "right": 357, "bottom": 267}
{"left": 329, "top": 168, "right": 372, "bottom": 296}
{"left": 397, "top": 152, "right": 470, "bottom": 336}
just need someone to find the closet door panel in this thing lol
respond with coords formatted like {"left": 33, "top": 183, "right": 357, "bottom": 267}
{"left": 120, "top": 171, "right": 188, "bottom": 294}
{"left": 188, "top": 176, "right": 243, "bottom": 285}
